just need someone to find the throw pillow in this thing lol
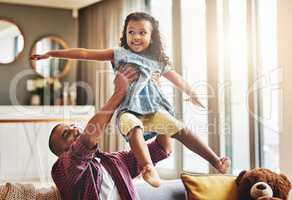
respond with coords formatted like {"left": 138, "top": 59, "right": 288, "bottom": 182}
{"left": 181, "top": 173, "right": 238, "bottom": 200}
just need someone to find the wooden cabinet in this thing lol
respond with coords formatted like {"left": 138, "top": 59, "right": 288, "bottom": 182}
{"left": 0, "top": 106, "right": 95, "bottom": 182}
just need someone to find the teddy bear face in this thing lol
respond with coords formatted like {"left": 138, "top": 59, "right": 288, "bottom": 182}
{"left": 257, "top": 198, "right": 282, "bottom": 200}
{"left": 236, "top": 168, "right": 291, "bottom": 200}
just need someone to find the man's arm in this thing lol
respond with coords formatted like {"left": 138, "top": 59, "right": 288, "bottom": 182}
{"left": 51, "top": 67, "right": 138, "bottom": 193}
{"left": 81, "top": 67, "right": 138, "bottom": 149}
{"left": 30, "top": 48, "right": 114, "bottom": 61}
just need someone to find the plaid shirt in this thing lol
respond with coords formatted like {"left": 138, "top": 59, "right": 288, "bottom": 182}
{"left": 51, "top": 135, "right": 169, "bottom": 200}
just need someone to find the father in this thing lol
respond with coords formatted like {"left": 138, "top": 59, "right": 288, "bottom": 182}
{"left": 48, "top": 67, "right": 172, "bottom": 200}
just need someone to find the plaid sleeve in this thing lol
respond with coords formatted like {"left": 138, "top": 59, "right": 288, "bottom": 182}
{"left": 148, "top": 139, "right": 171, "bottom": 164}
{"left": 69, "top": 136, "right": 97, "bottom": 161}
{"left": 116, "top": 139, "right": 170, "bottom": 178}
{"left": 52, "top": 136, "right": 98, "bottom": 190}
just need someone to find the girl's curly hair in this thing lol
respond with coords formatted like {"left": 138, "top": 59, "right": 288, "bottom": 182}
{"left": 120, "top": 12, "right": 170, "bottom": 67}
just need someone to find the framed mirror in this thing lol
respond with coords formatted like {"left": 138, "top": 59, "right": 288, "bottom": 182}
{"left": 0, "top": 17, "right": 24, "bottom": 64}
{"left": 30, "top": 35, "right": 71, "bottom": 79}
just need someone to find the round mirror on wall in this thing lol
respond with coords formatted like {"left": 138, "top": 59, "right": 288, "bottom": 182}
{"left": 0, "top": 18, "right": 24, "bottom": 64}
{"left": 30, "top": 36, "right": 71, "bottom": 79}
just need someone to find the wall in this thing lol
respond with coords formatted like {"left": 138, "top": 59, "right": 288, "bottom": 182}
{"left": 278, "top": 0, "right": 292, "bottom": 193}
{"left": 0, "top": 3, "right": 78, "bottom": 105}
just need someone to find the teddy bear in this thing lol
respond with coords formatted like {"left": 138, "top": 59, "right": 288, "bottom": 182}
{"left": 235, "top": 168, "right": 291, "bottom": 200}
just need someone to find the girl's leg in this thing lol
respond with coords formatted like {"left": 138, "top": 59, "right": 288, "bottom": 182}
{"left": 142, "top": 110, "right": 230, "bottom": 173}
{"left": 171, "top": 128, "right": 230, "bottom": 173}
{"left": 119, "top": 112, "right": 160, "bottom": 187}
{"left": 128, "top": 127, "right": 161, "bottom": 187}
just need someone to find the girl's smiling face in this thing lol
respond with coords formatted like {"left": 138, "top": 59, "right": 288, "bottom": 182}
{"left": 126, "top": 20, "right": 153, "bottom": 53}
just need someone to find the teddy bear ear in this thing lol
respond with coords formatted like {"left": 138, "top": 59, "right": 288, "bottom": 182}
{"left": 236, "top": 170, "right": 247, "bottom": 185}
{"left": 280, "top": 174, "right": 291, "bottom": 185}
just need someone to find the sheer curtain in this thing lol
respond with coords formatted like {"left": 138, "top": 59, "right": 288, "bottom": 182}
{"left": 158, "top": 0, "right": 279, "bottom": 175}
{"left": 209, "top": 0, "right": 279, "bottom": 174}
{"left": 78, "top": 0, "right": 146, "bottom": 152}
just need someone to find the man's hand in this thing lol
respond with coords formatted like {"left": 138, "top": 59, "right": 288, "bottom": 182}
{"left": 151, "top": 71, "right": 161, "bottom": 86}
{"left": 114, "top": 66, "right": 139, "bottom": 95}
{"left": 30, "top": 53, "right": 50, "bottom": 61}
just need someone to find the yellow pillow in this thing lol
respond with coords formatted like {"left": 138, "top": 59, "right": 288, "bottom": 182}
{"left": 181, "top": 173, "right": 238, "bottom": 200}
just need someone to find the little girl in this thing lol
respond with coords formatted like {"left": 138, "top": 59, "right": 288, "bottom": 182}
{"left": 31, "top": 12, "right": 230, "bottom": 188}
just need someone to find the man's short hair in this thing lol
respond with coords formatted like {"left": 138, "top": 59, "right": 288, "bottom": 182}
{"left": 49, "top": 124, "right": 61, "bottom": 156}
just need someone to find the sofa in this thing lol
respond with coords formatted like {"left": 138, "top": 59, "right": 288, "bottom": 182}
{"left": 0, "top": 174, "right": 239, "bottom": 200}
{"left": 135, "top": 174, "right": 237, "bottom": 200}
{"left": 135, "top": 179, "right": 186, "bottom": 200}
{"left": 2, "top": 174, "right": 291, "bottom": 200}
{"left": 0, "top": 180, "right": 185, "bottom": 200}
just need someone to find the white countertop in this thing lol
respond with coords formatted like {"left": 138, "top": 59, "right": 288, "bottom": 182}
{"left": 0, "top": 106, "right": 95, "bottom": 121}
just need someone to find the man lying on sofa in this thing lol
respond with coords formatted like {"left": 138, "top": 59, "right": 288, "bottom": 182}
{"left": 48, "top": 67, "right": 173, "bottom": 200}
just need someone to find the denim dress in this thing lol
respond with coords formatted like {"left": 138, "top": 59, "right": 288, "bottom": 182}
{"left": 113, "top": 47, "right": 175, "bottom": 139}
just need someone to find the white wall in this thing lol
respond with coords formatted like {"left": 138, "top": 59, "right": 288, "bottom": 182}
{"left": 278, "top": 0, "right": 292, "bottom": 197}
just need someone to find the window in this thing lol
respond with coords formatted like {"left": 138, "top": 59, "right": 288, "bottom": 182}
{"left": 257, "top": 0, "right": 279, "bottom": 171}
{"left": 217, "top": 0, "right": 251, "bottom": 174}
{"left": 150, "top": 0, "right": 176, "bottom": 172}
{"left": 217, "top": 0, "right": 279, "bottom": 174}
{"left": 150, "top": 0, "right": 280, "bottom": 176}
{"left": 181, "top": 0, "right": 209, "bottom": 173}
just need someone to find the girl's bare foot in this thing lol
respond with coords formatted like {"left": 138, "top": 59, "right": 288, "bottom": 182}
{"left": 141, "top": 164, "right": 161, "bottom": 187}
{"left": 213, "top": 156, "right": 231, "bottom": 174}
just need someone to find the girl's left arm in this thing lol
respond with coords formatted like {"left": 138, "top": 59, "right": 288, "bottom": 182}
{"left": 163, "top": 70, "right": 205, "bottom": 108}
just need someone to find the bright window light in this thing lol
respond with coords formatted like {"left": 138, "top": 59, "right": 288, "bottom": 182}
{"left": 150, "top": 0, "right": 175, "bottom": 171}
{"left": 257, "top": 0, "right": 279, "bottom": 172}
{"left": 181, "top": 0, "right": 209, "bottom": 173}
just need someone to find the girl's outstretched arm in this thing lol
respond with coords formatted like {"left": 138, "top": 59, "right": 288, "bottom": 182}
{"left": 30, "top": 48, "right": 114, "bottom": 61}
{"left": 163, "top": 70, "right": 205, "bottom": 108}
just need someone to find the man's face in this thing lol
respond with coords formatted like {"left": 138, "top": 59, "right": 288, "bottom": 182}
{"left": 51, "top": 123, "right": 82, "bottom": 156}
{"left": 126, "top": 20, "right": 153, "bottom": 53}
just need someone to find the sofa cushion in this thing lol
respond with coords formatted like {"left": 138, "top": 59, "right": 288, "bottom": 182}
{"left": 181, "top": 173, "right": 237, "bottom": 200}
{"left": 135, "top": 179, "right": 186, "bottom": 200}
{"left": 0, "top": 182, "right": 60, "bottom": 200}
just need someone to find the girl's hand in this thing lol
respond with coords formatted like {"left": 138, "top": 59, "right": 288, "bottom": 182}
{"left": 186, "top": 93, "right": 205, "bottom": 108}
{"left": 212, "top": 156, "right": 231, "bottom": 174}
{"left": 30, "top": 53, "right": 50, "bottom": 61}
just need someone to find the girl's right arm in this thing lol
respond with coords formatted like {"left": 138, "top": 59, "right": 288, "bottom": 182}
{"left": 163, "top": 70, "right": 205, "bottom": 108}
{"left": 30, "top": 48, "right": 114, "bottom": 61}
